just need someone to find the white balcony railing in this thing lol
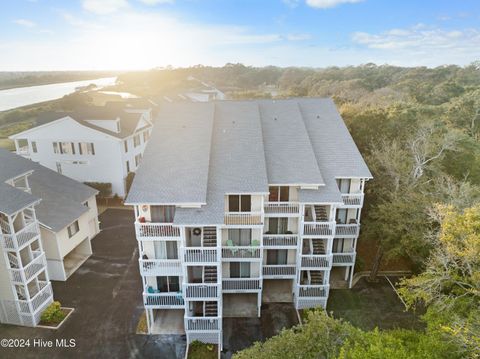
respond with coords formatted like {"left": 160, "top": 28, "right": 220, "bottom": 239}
{"left": 143, "top": 292, "right": 184, "bottom": 308}
{"left": 263, "top": 234, "right": 298, "bottom": 247}
{"left": 224, "top": 212, "right": 263, "bottom": 226}
{"left": 300, "top": 254, "right": 332, "bottom": 269}
{"left": 303, "top": 222, "right": 335, "bottom": 237}
{"left": 17, "top": 281, "right": 53, "bottom": 314}
{"left": 182, "top": 247, "right": 219, "bottom": 264}
{"left": 17, "top": 146, "right": 30, "bottom": 156}
{"left": 332, "top": 249, "right": 356, "bottom": 265}
{"left": 135, "top": 222, "right": 180, "bottom": 238}
{"left": 222, "top": 278, "right": 261, "bottom": 292}
{"left": 335, "top": 224, "right": 359, "bottom": 237}
{"left": 185, "top": 317, "right": 221, "bottom": 332}
{"left": 183, "top": 283, "right": 219, "bottom": 299}
{"left": 221, "top": 246, "right": 261, "bottom": 260}
{"left": 10, "top": 251, "right": 46, "bottom": 283}
{"left": 298, "top": 284, "right": 330, "bottom": 298}
{"left": 264, "top": 202, "right": 300, "bottom": 215}
{"left": 262, "top": 265, "right": 296, "bottom": 277}
{"left": 341, "top": 193, "right": 364, "bottom": 207}
{"left": 2, "top": 222, "right": 40, "bottom": 251}
{"left": 139, "top": 259, "right": 182, "bottom": 276}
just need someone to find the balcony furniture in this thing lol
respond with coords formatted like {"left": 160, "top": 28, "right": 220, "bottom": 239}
{"left": 226, "top": 240, "right": 238, "bottom": 255}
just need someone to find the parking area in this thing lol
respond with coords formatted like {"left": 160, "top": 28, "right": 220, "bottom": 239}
{"left": 222, "top": 303, "right": 299, "bottom": 358}
{"left": 0, "top": 209, "right": 186, "bottom": 359}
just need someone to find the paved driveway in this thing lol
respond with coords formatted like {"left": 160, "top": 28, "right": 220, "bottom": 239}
{"left": 0, "top": 209, "right": 186, "bottom": 359}
{"left": 222, "top": 303, "right": 299, "bottom": 358}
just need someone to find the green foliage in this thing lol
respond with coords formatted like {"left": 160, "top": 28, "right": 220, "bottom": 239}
{"left": 40, "top": 301, "right": 66, "bottom": 325}
{"left": 399, "top": 205, "right": 480, "bottom": 358}
{"left": 188, "top": 341, "right": 217, "bottom": 359}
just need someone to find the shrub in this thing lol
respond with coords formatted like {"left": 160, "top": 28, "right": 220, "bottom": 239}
{"left": 40, "top": 301, "right": 66, "bottom": 325}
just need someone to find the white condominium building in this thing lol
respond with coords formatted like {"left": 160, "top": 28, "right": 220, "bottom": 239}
{"left": 125, "top": 98, "right": 372, "bottom": 349}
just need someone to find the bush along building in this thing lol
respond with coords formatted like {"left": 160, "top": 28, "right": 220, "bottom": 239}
{"left": 125, "top": 98, "right": 372, "bottom": 348}
{"left": 0, "top": 149, "right": 100, "bottom": 326}
{"left": 10, "top": 103, "right": 153, "bottom": 198}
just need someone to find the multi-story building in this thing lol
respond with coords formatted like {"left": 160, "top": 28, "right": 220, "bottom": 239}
{"left": 9, "top": 103, "right": 153, "bottom": 197}
{"left": 125, "top": 99, "right": 372, "bottom": 348}
{"left": 0, "top": 149, "right": 100, "bottom": 326}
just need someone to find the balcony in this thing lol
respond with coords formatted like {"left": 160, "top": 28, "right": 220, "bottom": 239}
{"left": 264, "top": 202, "right": 299, "bottom": 216}
{"left": 17, "top": 281, "right": 53, "bottom": 315}
{"left": 224, "top": 212, "right": 262, "bottom": 226}
{"left": 263, "top": 234, "right": 298, "bottom": 248}
{"left": 335, "top": 224, "right": 360, "bottom": 238}
{"left": 332, "top": 249, "right": 356, "bottom": 266}
{"left": 303, "top": 222, "right": 335, "bottom": 237}
{"left": 182, "top": 247, "right": 219, "bottom": 264}
{"left": 262, "top": 264, "right": 296, "bottom": 278}
{"left": 185, "top": 317, "right": 221, "bottom": 332}
{"left": 222, "top": 246, "right": 261, "bottom": 261}
{"left": 1, "top": 221, "right": 40, "bottom": 251}
{"left": 298, "top": 284, "right": 330, "bottom": 298}
{"left": 143, "top": 292, "right": 184, "bottom": 309}
{"left": 222, "top": 278, "right": 261, "bottom": 292}
{"left": 17, "top": 146, "right": 30, "bottom": 157}
{"left": 10, "top": 251, "right": 46, "bottom": 283}
{"left": 139, "top": 259, "right": 182, "bottom": 276}
{"left": 300, "top": 254, "right": 332, "bottom": 269}
{"left": 341, "top": 193, "right": 364, "bottom": 207}
{"left": 183, "top": 283, "right": 220, "bottom": 300}
{"left": 135, "top": 222, "right": 180, "bottom": 239}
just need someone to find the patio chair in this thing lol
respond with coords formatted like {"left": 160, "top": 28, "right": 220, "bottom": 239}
{"left": 249, "top": 240, "right": 260, "bottom": 255}
{"left": 226, "top": 239, "right": 238, "bottom": 255}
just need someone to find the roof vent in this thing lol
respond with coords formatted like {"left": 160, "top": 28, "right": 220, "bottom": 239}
{"left": 317, "top": 115, "right": 320, "bottom": 119}
{"left": 274, "top": 117, "right": 277, "bottom": 121}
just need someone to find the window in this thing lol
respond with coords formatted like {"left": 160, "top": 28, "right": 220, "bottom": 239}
{"left": 83, "top": 201, "right": 89, "bottom": 208}
{"left": 336, "top": 179, "right": 351, "bottom": 194}
{"left": 135, "top": 154, "right": 141, "bottom": 167}
{"left": 79, "top": 142, "right": 95, "bottom": 155}
{"left": 53, "top": 142, "right": 59, "bottom": 154}
{"left": 31, "top": 141, "right": 37, "bottom": 153}
{"left": 333, "top": 238, "right": 346, "bottom": 253}
{"left": 124, "top": 140, "right": 128, "bottom": 153}
{"left": 60, "top": 142, "right": 75, "bottom": 155}
{"left": 156, "top": 276, "right": 180, "bottom": 292}
{"left": 150, "top": 205, "right": 175, "bottom": 223}
{"left": 133, "top": 134, "right": 140, "bottom": 147}
{"left": 228, "top": 195, "right": 251, "bottom": 212}
{"left": 267, "top": 249, "right": 288, "bottom": 265}
{"left": 230, "top": 262, "right": 250, "bottom": 278}
{"left": 228, "top": 229, "right": 251, "bottom": 246}
{"left": 55, "top": 162, "right": 62, "bottom": 174}
{"left": 67, "top": 221, "right": 80, "bottom": 238}
{"left": 143, "top": 131, "right": 149, "bottom": 143}
{"left": 268, "top": 186, "right": 289, "bottom": 202}
{"left": 336, "top": 209, "right": 347, "bottom": 224}
{"left": 126, "top": 161, "right": 130, "bottom": 173}
{"left": 268, "top": 218, "right": 288, "bottom": 234}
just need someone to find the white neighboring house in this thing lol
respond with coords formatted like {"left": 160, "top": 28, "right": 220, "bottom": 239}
{"left": 125, "top": 99, "right": 372, "bottom": 349}
{"left": 0, "top": 149, "right": 100, "bottom": 285}
{"left": 10, "top": 105, "right": 153, "bottom": 198}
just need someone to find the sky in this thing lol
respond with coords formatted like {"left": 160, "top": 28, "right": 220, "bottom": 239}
{"left": 0, "top": 0, "right": 479, "bottom": 70}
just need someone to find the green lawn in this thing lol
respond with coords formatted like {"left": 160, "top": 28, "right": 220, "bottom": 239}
{"left": 326, "top": 277, "right": 424, "bottom": 331}
{"left": 0, "top": 138, "right": 15, "bottom": 151}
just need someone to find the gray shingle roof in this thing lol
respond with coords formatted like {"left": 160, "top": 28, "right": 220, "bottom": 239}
{"left": 126, "top": 98, "right": 371, "bottom": 224}
{"left": 0, "top": 183, "right": 40, "bottom": 216}
{"left": 0, "top": 149, "right": 97, "bottom": 231}
{"left": 127, "top": 102, "right": 215, "bottom": 204}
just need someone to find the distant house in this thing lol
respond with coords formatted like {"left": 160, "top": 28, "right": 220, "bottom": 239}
{"left": 0, "top": 149, "right": 100, "bottom": 327}
{"left": 10, "top": 104, "right": 153, "bottom": 197}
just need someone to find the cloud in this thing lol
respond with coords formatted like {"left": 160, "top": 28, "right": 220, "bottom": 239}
{"left": 282, "top": 0, "right": 301, "bottom": 8}
{"left": 82, "top": 0, "right": 129, "bottom": 14}
{"left": 286, "top": 33, "right": 311, "bottom": 41}
{"left": 138, "top": 0, "right": 174, "bottom": 4}
{"left": 13, "top": 19, "right": 36, "bottom": 27}
{"left": 306, "top": 0, "right": 364, "bottom": 9}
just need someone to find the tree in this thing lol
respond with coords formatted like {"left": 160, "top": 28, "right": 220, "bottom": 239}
{"left": 399, "top": 205, "right": 480, "bottom": 357}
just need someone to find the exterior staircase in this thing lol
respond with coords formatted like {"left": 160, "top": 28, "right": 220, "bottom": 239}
{"left": 204, "top": 266, "right": 218, "bottom": 283}
{"left": 310, "top": 271, "right": 324, "bottom": 285}
{"left": 314, "top": 205, "right": 329, "bottom": 222}
{"left": 203, "top": 227, "right": 217, "bottom": 247}
{"left": 205, "top": 301, "right": 218, "bottom": 317}
{"left": 312, "top": 239, "right": 326, "bottom": 255}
